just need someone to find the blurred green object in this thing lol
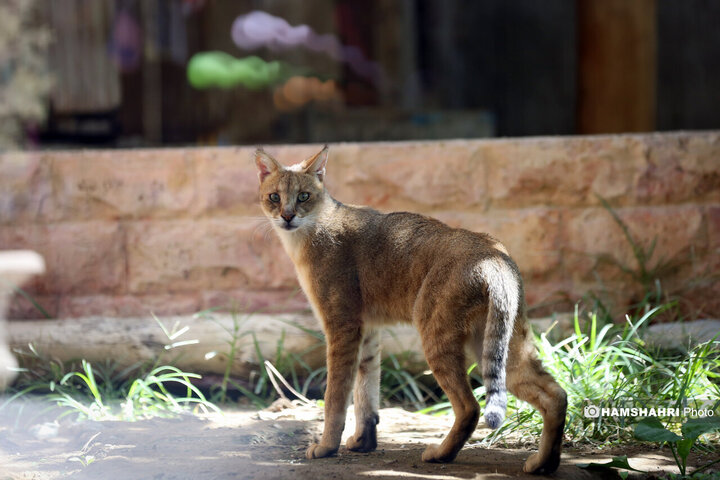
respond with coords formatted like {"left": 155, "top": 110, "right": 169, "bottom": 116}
{"left": 187, "top": 52, "right": 291, "bottom": 90}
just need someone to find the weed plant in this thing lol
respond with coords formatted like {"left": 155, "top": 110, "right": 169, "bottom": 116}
{"left": 196, "top": 308, "right": 329, "bottom": 408}
{"left": 2, "top": 318, "right": 219, "bottom": 422}
{"left": 422, "top": 303, "right": 720, "bottom": 444}
{"left": 196, "top": 310, "right": 441, "bottom": 410}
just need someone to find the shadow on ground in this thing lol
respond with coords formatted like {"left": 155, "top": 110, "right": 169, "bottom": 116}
{"left": 1, "top": 398, "right": 714, "bottom": 479}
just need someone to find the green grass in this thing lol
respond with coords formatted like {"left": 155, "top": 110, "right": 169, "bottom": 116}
{"left": 381, "top": 351, "right": 439, "bottom": 410}
{"left": 194, "top": 308, "right": 445, "bottom": 411}
{"left": 196, "top": 308, "right": 329, "bottom": 408}
{"left": 538, "top": 307, "right": 720, "bottom": 443}
{"left": 417, "top": 302, "right": 720, "bottom": 451}
{"left": 3, "top": 318, "right": 219, "bottom": 422}
{"left": 50, "top": 360, "right": 218, "bottom": 421}
{"left": 2, "top": 357, "right": 219, "bottom": 422}
{"left": 2, "top": 309, "right": 328, "bottom": 420}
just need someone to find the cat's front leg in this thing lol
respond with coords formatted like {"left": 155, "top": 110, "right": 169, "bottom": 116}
{"left": 306, "top": 322, "right": 363, "bottom": 459}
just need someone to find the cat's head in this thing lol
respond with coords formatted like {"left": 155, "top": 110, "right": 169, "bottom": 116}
{"left": 254, "top": 145, "right": 329, "bottom": 232}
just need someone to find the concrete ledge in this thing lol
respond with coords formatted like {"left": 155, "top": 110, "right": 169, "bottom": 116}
{"left": 6, "top": 313, "right": 428, "bottom": 376}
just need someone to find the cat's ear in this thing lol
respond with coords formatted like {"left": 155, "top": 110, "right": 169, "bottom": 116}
{"left": 255, "top": 148, "right": 282, "bottom": 182}
{"left": 301, "top": 145, "right": 329, "bottom": 182}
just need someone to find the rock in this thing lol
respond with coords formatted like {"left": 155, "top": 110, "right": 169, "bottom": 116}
{"left": 643, "top": 319, "right": 720, "bottom": 351}
{"left": 29, "top": 421, "right": 59, "bottom": 440}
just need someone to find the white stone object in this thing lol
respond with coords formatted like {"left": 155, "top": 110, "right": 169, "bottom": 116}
{"left": 0, "top": 250, "right": 45, "bottom": 390}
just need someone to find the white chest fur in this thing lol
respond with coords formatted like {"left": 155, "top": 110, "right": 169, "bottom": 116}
{"left": 294, "top": 263, "right": 322, "bottom": 321}
{"left": 276, "top": 228, "right": 325, "bottom": 326}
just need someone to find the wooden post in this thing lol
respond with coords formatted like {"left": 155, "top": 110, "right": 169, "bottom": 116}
{"left": 577, "top": 0, "right": 657, "bottom": 134}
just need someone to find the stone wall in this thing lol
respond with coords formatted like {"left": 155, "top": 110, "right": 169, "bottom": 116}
{"left": 1, "top": 132, "right": 718, "bottom": 320}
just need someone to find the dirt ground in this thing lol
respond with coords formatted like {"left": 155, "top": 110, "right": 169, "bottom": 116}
{"left": 1, "top": 399, "right": 716, "bottom": 480}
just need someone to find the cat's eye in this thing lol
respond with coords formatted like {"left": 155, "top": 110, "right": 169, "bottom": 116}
{"left": 297, "top": 192, "right": 310, "bottom": 202}
{"left": 269, "top": 193, "right": 280, "bottom": 203}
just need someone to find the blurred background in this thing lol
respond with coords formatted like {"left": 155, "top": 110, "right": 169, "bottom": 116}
{"left": 1, "top": 0, "right": 719, "bottom": 151}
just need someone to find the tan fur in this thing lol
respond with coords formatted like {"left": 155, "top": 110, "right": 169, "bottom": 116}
{"left": 255, "top": 146, "right": 567, "bottom": 474}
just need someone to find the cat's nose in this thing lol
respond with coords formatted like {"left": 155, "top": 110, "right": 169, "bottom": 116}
{"left": 281, "top": 213, "right": 295, "bottom": 223}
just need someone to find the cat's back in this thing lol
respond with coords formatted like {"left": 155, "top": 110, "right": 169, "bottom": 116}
{"left": 330, "top": 204, "right": 510, "bottom": 324}
{"left": 340, "top": 205, "right": 501, "bottom": 260}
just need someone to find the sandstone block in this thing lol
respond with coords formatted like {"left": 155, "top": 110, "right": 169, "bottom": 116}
{"left": 7, "top": 294, "right": 59, "bottom": 319}
{"left": 523, "top": 279, "right": 575, "bottom": 317}
{"left": 564, "top": 205, "right": 705, "bottom": 284}
{"left": 202, "top": 288, "right": 310, "bottom": 314}
{"left": 58, "top": 293, "right": 203, "bottom": 318}
{"left": 0, "top": 152, "right": 56, "bottom": 225}
{"left": 637, "top": 132, "right": 720, "bottom": 204}
{"left": 484, "top": 136, "right": 646, "bottom": 207}
{"left": 566, "top": 277, "right": 641, "bottom": 318}
{"left": 50, "top": 149, "right": 198, "bottom": 220}
{"left": 706, "top": 206, "right": 720, "bottom": 251}
{"left": 705, "top": 206, "right": 720, "bottom": 285}
{"left": 434, "top": 207, "right": 563, "bottom": 278}
{"left": 194, "top": 147, "right": 263, "bottom": 216}
{"left": 326, "top": 141, "right": 486, "bottom": 211}
{"left": 127, "top": 217, "right": 298, "bottom": 294}
{"left": 0, "top": 222, "right": 125, "bottom": 295}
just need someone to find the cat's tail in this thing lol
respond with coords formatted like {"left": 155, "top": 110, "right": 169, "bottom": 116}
{"left": 479, "top": 257, "right": 520, "bottom": 430}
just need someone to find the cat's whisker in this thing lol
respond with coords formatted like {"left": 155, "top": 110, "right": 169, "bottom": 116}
{"left": 250, "top": 223, "right": 265, "bottom": 241}
{"left": 251, "top": 221, "right": 268, "bottom": 232}
{"left": 262, "top": 225, "right": 274, "bottom": 241}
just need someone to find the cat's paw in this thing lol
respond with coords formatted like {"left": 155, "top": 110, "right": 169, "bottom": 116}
{"left": 347, "top": 416, "right": 378, "bottom": 452}
{"left": 523, "top": 452, "right": 560, "bottom": 474}
{"left": 347, "top": 432, "right": 377, "bottom": 452}
{"left": 305, "top": 443, "right": 338, "bottom": 460}
{"left": 421, "top": 445, "right": 456, "bottom": 463}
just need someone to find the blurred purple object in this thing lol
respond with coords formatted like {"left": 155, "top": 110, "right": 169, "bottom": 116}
{"left": 110, "top": 10, "right": 142, "bottom": 73}
{"left": 231, "top": 10, "right": 382, "bottom": 85}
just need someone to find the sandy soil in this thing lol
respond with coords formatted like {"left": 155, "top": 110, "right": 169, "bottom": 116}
{"left": 1, "top": 399, "right": 717, "bottom": 480}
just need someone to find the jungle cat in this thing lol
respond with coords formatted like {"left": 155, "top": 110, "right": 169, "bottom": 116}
{"left": 254, "top": 146, "right": 567, "bottom": 474}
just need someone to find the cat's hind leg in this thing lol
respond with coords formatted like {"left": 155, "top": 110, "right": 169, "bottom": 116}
{"left": 347, "top": 329, "right": 381, "bottom": 452}
{"left": 506, "top": 324, "right": 567, "bottom": 474}
{"left": 418, "top": 324, "right": 479, "bottom": 463}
